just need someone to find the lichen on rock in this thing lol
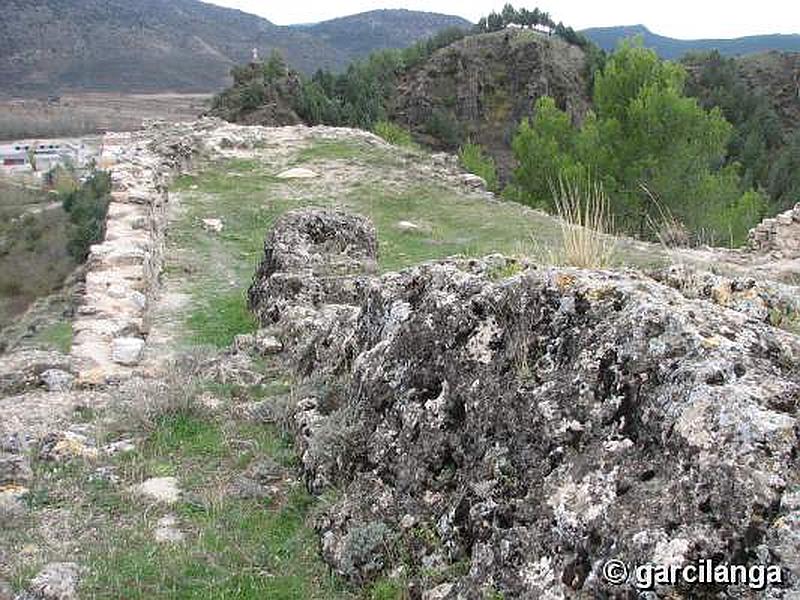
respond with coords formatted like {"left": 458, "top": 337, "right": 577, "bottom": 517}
{"left": 248, "top": 208, "right": 800, "bottom": 597}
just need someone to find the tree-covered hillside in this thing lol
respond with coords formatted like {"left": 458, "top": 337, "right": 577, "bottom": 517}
{"left": 211, "top": 4, "right": 798, "bottom": 248}
{"left": 583, "top": 25, "right": 800, "bottom": 59}
{"left": 0, "top": 1, "right": 469, "bottom": 94}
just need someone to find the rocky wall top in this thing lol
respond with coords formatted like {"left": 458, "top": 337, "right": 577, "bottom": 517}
{"left": 69, "top": 121, "right": 205, "bottom": 383}
{"left": 748, "top": 203, "right": 800, "bottom": 259}
{"left": 248, "top": 206, "right": 800, "bottom": 599}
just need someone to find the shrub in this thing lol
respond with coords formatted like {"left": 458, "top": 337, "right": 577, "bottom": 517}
{"left": 425, "top": 109, "right": 463, "bottom": 148}
{"left": 61, "top": 171, "right": 111, "bottom": 261}
{"left": 105, "top": 349, "right": 215, "bottom": 436}
{"left": 511, "top": 44, "right": 765, "bottom": 244}
{"left": 458, "top": 142, "right": 499, "bottom": 191}
{"left": 373, "top": 121, "right": 415, "bottom": 147}
{"left": 711, "top": 189, "right": 768, "bottom": 248}
{"left": 339, "top": 521, "right": 390, "bottom": 580}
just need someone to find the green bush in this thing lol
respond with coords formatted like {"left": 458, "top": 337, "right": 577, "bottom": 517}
{"left": 425, "top": 109, "right": 463, "bottom": 148}
{"left": 373, "top": 121, "right": 415, "bottom": 147}
{"left": 710, "top": 189, "right": 768, "bottom": 248}
{"left": 511, "top": 43, "right": 765, "bottom": 244}
{"left": 61, "top": 171, "right": 111, "bottom": 261}
{"left": 458, "top": 142, "right": 499, "bottom": 191}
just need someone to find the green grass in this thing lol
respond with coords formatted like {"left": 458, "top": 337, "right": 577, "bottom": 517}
{"left": 372, "top": 121, "right": 416, "bottom": 148}
{"left": 368, "top": 578, "right": 407, "bottom": 600}
{"left": 769, "top": 307, "right": 800, "bottom": 336}
{"left": 293, "top": 139, "right": 370, "bottom": 163}
{"left": 149, "top": 414, "right": 226, "bottom": 459}
{"left": 71, "top": 378, "right": 354, "bottom": 599}
{"left": 186, "top": 290, "right": 257, "bottom": 348}
{"left": 2, "top": 353, "right": 339, "bottom": 599}
{"left": 348, "top": 183, "right": 561, "bottom": 272}
{"left": 167, "top": 143, "right": 666, "bottom": 337}
{"left": 177, "top": 156, "right": 550, "bottom": 278}
{"left": 82, "top": 490, "right": 348, "bottom": 599}
{"left": 170, "top": 160, "right": 289, "bottom": 346}
{"left": 458, "top": 142, "right": 498, "bottom": 192}
{"left": 28, "top": 321, "right": 73, "bottom": 353}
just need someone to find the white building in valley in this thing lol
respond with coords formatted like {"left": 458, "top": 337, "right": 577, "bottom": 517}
{"left": 0, "top": 139, "right": 92, "bottom": 176}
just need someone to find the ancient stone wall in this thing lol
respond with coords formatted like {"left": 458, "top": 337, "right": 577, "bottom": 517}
{"left": 70, "top": 125, "right": 195, "bottom": 383}
{"left": 748, "top": 202, "right": 800, "bottom": 258}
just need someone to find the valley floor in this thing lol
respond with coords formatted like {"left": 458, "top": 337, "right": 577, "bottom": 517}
{"left": 0, "top": 94, "right": 211, "bottom": 141}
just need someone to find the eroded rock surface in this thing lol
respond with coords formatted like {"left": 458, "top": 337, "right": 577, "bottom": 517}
{"left": 0, "top": 351, "right": 73, "bottom": 397}
{"left": 16, "top": 562, "right": 80, "bottom": 600}
{"left": 250, "top": 208, "right": 800, "bottom": 598}
{"left": 651, "top": 263, "right": 800, "bottom": 325}
{"left": 247, "top": 208, "right": 378, "bottom": 374}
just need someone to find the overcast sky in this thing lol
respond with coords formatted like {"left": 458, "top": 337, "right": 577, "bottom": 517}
{"left": 207, "top": 0, "right": 799, "bottom": 39}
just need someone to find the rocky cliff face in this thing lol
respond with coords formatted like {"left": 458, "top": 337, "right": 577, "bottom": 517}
{"left": 391, "top": 30, "right": 592, "bottom": 177}
{"left": 249, "top": 206, "right": 800, "bottom": 598}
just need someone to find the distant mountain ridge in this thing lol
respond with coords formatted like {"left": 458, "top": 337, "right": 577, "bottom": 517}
{"left": 0, "top": 1, "right": 470, "bottom": 95}
{"left": 292, "top": 10, "right": 472, "bottom": 59}
{"left": 582, "top": 25, "right": 800, "bottom": 59}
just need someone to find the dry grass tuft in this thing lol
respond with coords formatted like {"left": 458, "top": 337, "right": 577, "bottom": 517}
{"left": 103, "top": 348, "right": 218, "bottom": 436}
{"left": 641, "top": 183, "right": 692, "bottom": 249}
{"left": 548, "top": 176, "right": 616, "bottom": 268}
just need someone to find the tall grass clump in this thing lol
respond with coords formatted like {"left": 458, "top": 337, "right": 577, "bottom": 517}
{"left": 373, "top": 120, "right": 415, "bottom": 148}
{"left": 550, "top": 176, "right": 616, "bottom": 268}
{"left": 458, "top": 142, "right": 499, "bottom": 192}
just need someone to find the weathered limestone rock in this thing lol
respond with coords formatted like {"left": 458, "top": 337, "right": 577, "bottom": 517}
{"left": 651, "top": 263, "right": 800, "bottom": 324}
{"left": 17, "top": 562, "right": 80, "bottom": 600}
{"left": 245, "top": 208, "right": 380, "bottom": 377}
{"left": 395, "top": 220, "right": 422, "bottom": 232}
{"left": 0, "top": 453, "right": 32, "bottom": 487}
{"left": 110, "top": 337, "right": 145, "bottom": 366}
{"left": 131, "top": 477, "right": 180, "bottom": 504}
{"left": 233, "top": 330, "right": 283, "bottom": 356}
{"left": 0, "top": 390, "right": 108, "bottom": 442}
{"left": 39, "top": 370, "right": 74, "bottom": 393}
{"left": 248, "top": 209, "right": 800, "bottom": 597}
{"left": 458, "top": 173, "right": 487, "bottom": 190}
{"left": 153, "top": 514, "right": 184, "bottom": 543}
{"left": 276, "top": 167, "right": 319, "bottom": 179}
{"left": 38, "top": 431, "right": 98, "bottom": 463}
{"left": 247, "top": 208, "right": 378, "bottom": 326}
{"left": 0, "top": 351, "right": 72, "bottom": 397}
{"left": 422, "top": 582, "right": 454, "bottom": 600}
{"left": 201, "top": 218, "right": 224, "bottom": 233}
{"left": 748, "top": 202, "right": 800, "bottom": 258}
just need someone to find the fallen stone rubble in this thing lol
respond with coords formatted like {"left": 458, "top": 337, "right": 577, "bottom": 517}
{"left": 250, "top": 207, "right": 800, "bottom": 598}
